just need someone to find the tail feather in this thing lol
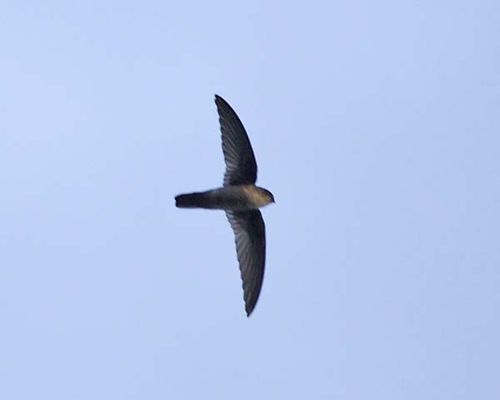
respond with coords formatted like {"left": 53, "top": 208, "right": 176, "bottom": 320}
{"left": 175, "top": 192, "right": 210, "bottom": 208}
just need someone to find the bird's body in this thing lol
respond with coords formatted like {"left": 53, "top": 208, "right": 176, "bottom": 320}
{"left": 176, "top": 185, "right": 274, "bottom": 211}
{"left": 175, "top": 95, "right": 274, "bottom": 316}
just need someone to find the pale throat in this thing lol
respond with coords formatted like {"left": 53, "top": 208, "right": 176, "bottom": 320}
{"left": 243, "top": 185, "right": 272, "bottom": 208}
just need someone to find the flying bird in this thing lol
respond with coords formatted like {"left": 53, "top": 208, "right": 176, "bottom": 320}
{"left": 175, "top": 95, "right": 275, "bottom": 316}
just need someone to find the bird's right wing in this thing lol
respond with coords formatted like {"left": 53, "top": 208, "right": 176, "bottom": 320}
{"left": 226, "top": 210, "right": 266, "bottom": 316}
{"left": 215, "top": 95, "right": 258, "bottom": 186}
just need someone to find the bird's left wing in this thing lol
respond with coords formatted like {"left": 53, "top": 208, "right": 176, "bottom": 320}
{"left": 226, "top": 210, "right": 266, "bottom": 316}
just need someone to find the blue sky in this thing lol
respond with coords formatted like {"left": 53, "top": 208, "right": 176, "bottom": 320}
{"left": 1, "top": 1, "right": 499, "bottom": 399}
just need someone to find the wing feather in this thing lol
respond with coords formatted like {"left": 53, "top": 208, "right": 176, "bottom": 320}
{"left": 226, "top": 210, "right": 266, "bottom": 316}
{"left": 215, "top": 95, "right": 258, "bottom": 186}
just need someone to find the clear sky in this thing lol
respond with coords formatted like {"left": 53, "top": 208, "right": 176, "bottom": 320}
{"left": 1, "top": 1, "right": 499, "bottom": 399}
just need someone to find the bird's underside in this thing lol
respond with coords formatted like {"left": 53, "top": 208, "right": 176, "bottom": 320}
{"left": 175, "top": 185, "right": 273, "bottom": 211}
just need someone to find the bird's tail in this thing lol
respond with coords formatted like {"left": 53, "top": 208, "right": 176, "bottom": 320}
{"left": 175, "top": 192, "right": 211, "bottom": 208}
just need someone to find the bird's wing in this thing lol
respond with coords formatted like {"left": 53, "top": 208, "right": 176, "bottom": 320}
{"left": 226, "top": 210, "right": 266, "bottom": 316}
{"left": 215, "top": 95, "right": 258, "bottom": 186}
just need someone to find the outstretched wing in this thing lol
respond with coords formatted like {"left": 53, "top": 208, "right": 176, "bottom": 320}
{"left": 215, "top": 95, "right": 258, "bottom": 186}
{"left": 226, "top": 210, "right": 266, "bottom": 316}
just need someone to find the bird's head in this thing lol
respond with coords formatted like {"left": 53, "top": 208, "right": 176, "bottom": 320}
{"left": 258, "top": 187, "right": 275, "bottom": 206}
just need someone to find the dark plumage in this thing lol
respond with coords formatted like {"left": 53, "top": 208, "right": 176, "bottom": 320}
{"left": 175, "top": 95, "right": 274, "bottom": 316}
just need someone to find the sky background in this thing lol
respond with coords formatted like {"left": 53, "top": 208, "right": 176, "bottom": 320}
{"left": 1, "top": 1, "right": 499, "bottom": 399}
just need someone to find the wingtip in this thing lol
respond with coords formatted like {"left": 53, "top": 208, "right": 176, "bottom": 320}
{"left": 214, "top": 94, "right": 226, "bottom": 108}
{"left": 245, "top": 302, "right": 256, "bottom": 317}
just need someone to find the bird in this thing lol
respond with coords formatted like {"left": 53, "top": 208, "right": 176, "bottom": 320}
{"left": 175, "top": 95, "right": 275, "bottom": 316}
